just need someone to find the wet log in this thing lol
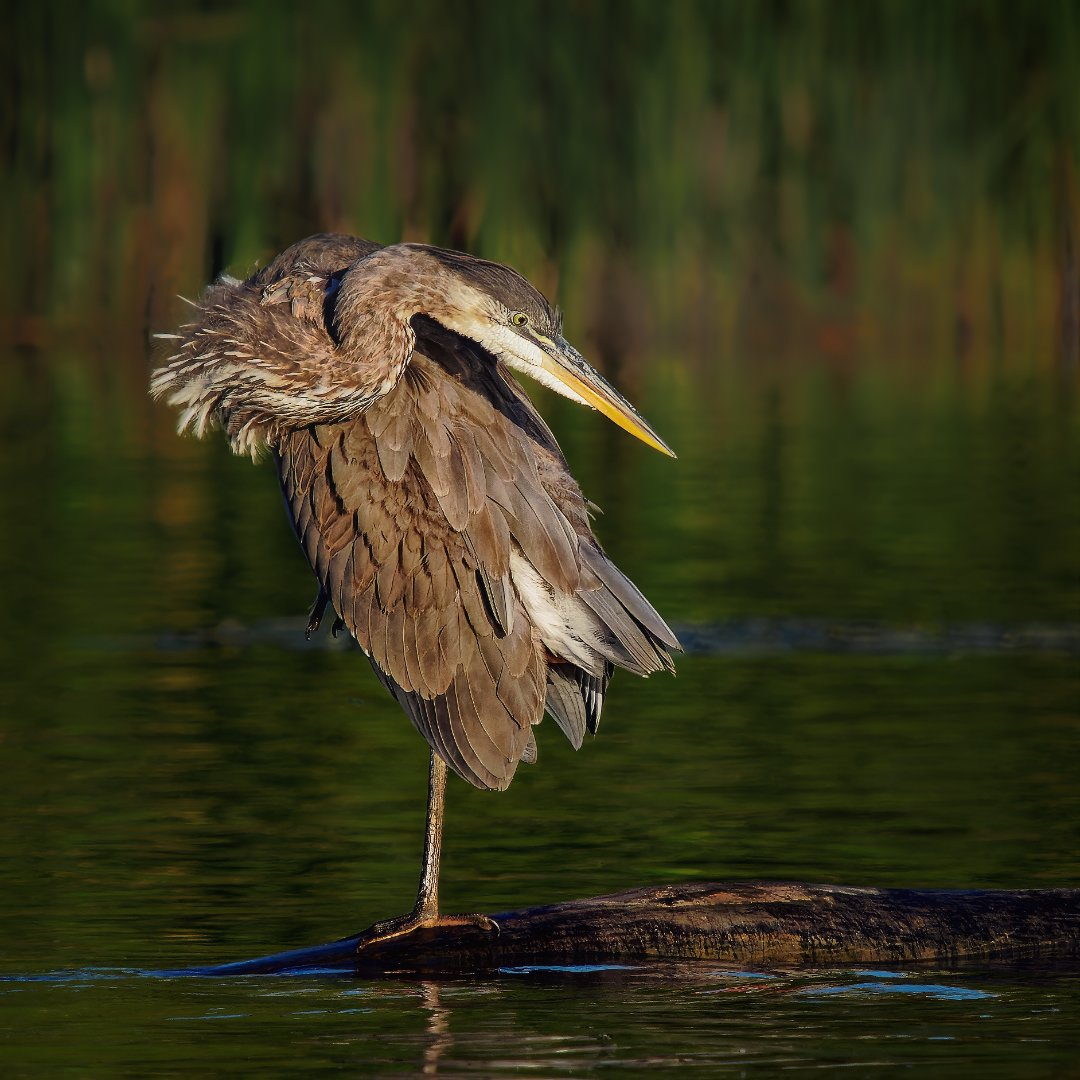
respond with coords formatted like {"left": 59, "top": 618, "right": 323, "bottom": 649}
{"left": 188, "top": 881, "right": 1080, "bottom": 977}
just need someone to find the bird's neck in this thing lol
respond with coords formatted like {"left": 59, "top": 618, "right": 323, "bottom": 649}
{"left": 331, "top": 247, "right": 453, "bottom": 397}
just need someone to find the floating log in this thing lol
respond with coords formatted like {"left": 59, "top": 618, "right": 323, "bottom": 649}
{"left": 186, "top": 881, "right": 1080, "bottom": 976}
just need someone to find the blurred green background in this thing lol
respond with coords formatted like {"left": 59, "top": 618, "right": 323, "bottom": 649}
{"left": 5, "top": 0, "right": 1079, "bottom": 366}
{"left": 1, "top": 0, "right": 1078, "bottom": 970}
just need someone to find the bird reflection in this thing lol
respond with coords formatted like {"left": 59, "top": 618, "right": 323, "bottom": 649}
{"left": 420, "top": 981, "right": 451, "bottom": 1075}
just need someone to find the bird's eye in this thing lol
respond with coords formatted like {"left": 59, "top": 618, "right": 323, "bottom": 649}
{"left": 511, "top": 312, "right": 530, "bottom": 328}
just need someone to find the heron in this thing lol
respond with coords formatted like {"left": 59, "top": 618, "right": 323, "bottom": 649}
{"left": 151, "top": 233, "right": 679, "bottom": 951}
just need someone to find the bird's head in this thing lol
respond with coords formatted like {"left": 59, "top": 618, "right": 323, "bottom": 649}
{"left": 407, "top": 246, "right": 676, "bottom": 458}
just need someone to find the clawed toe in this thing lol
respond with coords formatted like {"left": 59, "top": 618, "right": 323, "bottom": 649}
{"left": 356, "top": 912, "right": 500, "bottom": 955}
{"left": 306, "top": 589, "right": 329, "bottom": 639}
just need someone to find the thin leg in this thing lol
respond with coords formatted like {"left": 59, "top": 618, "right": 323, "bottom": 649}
{"left": 356, "top": 750, "right": 498, "bottom": 954}
{"left": 412, "top": 749, "right": 448, "bottom": 920}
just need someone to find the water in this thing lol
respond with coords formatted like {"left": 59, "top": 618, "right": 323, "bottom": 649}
{"left": 2, "top": 963, "right": 1076, "bottom": 1076}
{"left": 1, "top": 361, "right": 1077, "bottom": 1073}
{"left": 3, "top": 2, "right": 1080, "bottom": 1073}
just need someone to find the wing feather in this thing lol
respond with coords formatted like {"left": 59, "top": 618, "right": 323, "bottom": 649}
{"left": 544, "top": 666, "right": 587, "bottom": 750}
{"left": 580, "top": 581, "right": 671, "bottom": 675}
{"left": 581, "top": 545, "right": 681, "bottom": 652}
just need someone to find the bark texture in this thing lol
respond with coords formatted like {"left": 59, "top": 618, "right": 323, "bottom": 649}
{"left": 189, "top": 881, "right": 1080, "bottom": 976}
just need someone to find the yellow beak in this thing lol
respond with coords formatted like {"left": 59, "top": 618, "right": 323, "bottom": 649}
{"left": 535, "top": 336, "right": 676, "bottom": 458}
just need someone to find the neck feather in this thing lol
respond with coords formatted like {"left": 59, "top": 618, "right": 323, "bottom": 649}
{"left": 334, "top": 245, "right": 446, "bottom": 342}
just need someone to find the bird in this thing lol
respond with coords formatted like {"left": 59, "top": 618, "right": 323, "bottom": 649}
{"left": 151, "top": 233, "right": 679, "bottom": 951}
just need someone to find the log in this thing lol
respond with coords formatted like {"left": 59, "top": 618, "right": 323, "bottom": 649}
{"left": 182, "top": 881, "right": 1080, "bottom": 977}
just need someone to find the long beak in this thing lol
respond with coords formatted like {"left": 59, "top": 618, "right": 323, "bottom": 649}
{"left": 535, "top": 336, "right": 676, "bottom": 458}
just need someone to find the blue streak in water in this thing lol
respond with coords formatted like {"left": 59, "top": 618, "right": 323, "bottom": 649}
{"left": 801, "top": 981, "right": 994, "bottom": 1001}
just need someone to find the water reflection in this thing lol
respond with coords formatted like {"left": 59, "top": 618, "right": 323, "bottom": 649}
{"left": 419, "top": 982, "right": 449, "bottom": 1075}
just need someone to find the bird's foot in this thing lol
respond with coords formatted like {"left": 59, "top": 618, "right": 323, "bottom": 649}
{"left": 355, "top": 910, "right": 499, "bottom": 955}
{"left": 304, "top": 590, "right": 348, "bottom": 641}
{"left": 305, "top": 589, "right": 329, "bottom": 640}
{"left": 261, "top": 270, "right": 330, "bottom": 325}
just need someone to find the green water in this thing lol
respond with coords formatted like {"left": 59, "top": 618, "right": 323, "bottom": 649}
{"left": 2, "top": 964, "right": 1077, "bottom": 1076}
{"left": 1, "top": 358, "right": 1077, "bottom": 1073}
{"left": 3, "top": 1, "right": 1080, "bottom": 1074}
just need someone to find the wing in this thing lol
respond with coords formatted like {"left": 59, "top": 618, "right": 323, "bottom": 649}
{"left": 278, "top": 336, "right": 678, "bottom": 792}
{"left": 277, "top": 358, "right": 548, "bottom": 791}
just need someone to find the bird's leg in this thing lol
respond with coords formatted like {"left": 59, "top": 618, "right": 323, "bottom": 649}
{"left": 410, "top": 748, "right": 447, "bottom": 921}
{"left": 356, "top": 751, "right": 499, "bottom": 954}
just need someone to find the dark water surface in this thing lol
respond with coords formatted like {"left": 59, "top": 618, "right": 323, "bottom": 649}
{"left": 1, "top": 351, "right": 1078, "bottom": 1074}
{"left": 2, "top": 963, "right": 1078, "bottom": 1077}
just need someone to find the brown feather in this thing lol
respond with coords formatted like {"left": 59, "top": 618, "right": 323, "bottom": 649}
{"left": 400, "top": 613, "right": 425, "bottom": 696}
{"left": 379, "top": 602, "right": 408, "bottom": 691}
